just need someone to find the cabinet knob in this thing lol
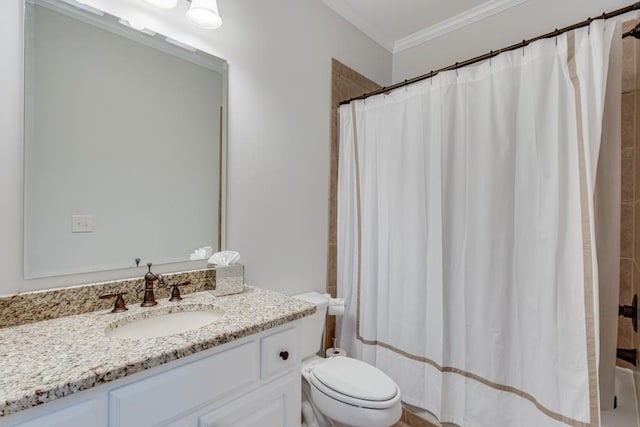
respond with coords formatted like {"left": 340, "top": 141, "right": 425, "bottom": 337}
{"left": 279, "top": 351, "right": 289, "bottom": 361}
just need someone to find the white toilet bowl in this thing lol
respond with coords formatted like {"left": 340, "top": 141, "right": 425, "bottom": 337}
{"left": 301, "top": 355, "right": 402, "bottom": 427}
{"left": 294, "top": 292, "right": 402, "bottom": 427}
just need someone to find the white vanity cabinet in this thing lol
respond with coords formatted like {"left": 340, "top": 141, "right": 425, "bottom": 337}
{"left": 3, "top": 322, "right": 301, "bottom": 427}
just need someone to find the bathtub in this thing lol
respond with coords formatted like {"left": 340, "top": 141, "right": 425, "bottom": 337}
{"left": 601, "top": 367, "right": 640, "bottom": 427}
{"left": 402, "top": 367, "right": 640, "bottom": 427}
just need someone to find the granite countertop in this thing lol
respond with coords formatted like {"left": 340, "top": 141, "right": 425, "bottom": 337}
{"left": 0, "top": 287, "right": 315, "bottom": 417}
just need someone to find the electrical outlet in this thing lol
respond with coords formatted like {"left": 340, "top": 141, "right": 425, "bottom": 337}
{"left": 72, "top": 215, "right": 93, "bottom": 233}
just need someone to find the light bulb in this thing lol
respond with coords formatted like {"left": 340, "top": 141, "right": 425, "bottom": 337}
{"left": 186, "top": 0, "right": 223, "bottom": 29}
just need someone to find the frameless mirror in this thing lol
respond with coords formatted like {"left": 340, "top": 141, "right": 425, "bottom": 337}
{"left": 24, "top": 0, "right": 227, "bottom": 278}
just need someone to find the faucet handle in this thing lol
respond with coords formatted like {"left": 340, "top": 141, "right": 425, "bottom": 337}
{"left": 144, "top": 262, "right": 155, "bottom": 281}
{"left": 99, "top": 291, "right": 128, "bottom": 313}
{"left": 156, "top": 274, "right": 166, "bottom": 288}
{"left": 168, "top": 280, "right": 191, "bottom": 302}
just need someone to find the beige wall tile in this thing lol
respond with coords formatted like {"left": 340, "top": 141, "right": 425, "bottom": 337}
{"left": 634, "top": 261, "right": 640, "bottom": 354}
{"left": 635, "top": 92, "right": 640, "bottom": 199}
{"left": 637, "top": 25, "right": 640, "bottom": 92}
{"left": 621, "top": 258, "right": 633, "bottom": 303}
{"left": 622, "top": 92, "right": 635, "bottom": 149}
{"left": 623, "top": 37, "right": 636, "bottom": 93}
{"left": 622, "top": 147, "right": 635, "bottom": 201}
{"left": 621, "top": 202, "right": 634, "bottom": 258}
{"left": 635, "top": 201, "right": 640, "bottom": 265}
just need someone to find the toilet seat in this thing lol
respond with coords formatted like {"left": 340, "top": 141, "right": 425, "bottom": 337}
{"left": 308, "top": 357, "right": 400, "bottom": 409}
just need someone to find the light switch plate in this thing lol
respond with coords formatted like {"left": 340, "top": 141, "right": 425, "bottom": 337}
{"left": 72, "top": 215, "right": 93, "bottom": 233}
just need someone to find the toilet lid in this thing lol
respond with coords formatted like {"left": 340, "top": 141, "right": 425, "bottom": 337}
{"left": 309, "top": 357, "right": 398, "bottom": 402}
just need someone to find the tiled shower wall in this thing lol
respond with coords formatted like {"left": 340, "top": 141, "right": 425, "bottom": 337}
{"left": 617, "top": 21, "right": 640, "bottom": 369}
{"left": 326, "top": 59, "right": 381, "bottom": 350}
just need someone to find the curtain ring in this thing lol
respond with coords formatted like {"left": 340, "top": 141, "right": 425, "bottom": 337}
{"left": 555, "top": 29, "right": 559, "bottom": 46}
{"left": 455, "top": 62, "right": 459, "bottom": 76}
{"left": 587, "top": 17, "right": 592, "bottom": 35}
{"left": 522, "top": 40, "right": 526, "bottom": 56}
{"left": 430, "top": 71, "right": 434, "bottom": 85}
{"left": 489, "top": 50, "right": 493, "bottom": 67}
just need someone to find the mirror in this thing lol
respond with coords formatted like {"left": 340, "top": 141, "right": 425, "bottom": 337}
{"left": 24, "top": 0, "right": 227, "bottom": 278}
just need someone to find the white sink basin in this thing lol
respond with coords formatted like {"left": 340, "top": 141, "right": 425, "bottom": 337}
{"left": 106, "top": 308, "right": 225, "bottom": 339}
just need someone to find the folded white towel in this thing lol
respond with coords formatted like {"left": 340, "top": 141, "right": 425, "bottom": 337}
{"left": 189, "top": 248, "right": 207, "bottom": 260}
{"left": 190, "top": 246, "right": 215, "bottom": 261}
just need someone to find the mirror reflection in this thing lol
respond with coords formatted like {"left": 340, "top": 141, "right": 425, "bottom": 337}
{"left": 24, "top": 0, "right": 227, "bottom": 278}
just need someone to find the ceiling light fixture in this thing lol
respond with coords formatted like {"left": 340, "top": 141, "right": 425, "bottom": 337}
{"left": 143, "top": 0, "right": 178, "bottom": 9}
{"left": 186, "top": 0, "right": 223, "bottom": 29}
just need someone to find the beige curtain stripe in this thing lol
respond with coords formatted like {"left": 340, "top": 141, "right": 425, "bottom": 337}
{"left": 351, "top": 102, "right": 363, "bottom": 338}
{"left": 566, "top": 30, "right": 601, "bottom": 427}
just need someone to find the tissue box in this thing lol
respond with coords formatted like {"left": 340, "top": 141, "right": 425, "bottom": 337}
{"left": 212, "top": 264, "right": 244, "bottom": 296}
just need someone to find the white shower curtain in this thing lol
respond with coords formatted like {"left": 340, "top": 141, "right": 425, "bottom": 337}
{"left": 338, "top": 21, "right": 619, "bottom": 427}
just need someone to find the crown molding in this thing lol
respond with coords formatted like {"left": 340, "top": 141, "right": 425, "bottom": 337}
{"left": 320, "top": 0, "right": 395, "bottom": 52}
{"left": 393, "top": 0, "right": 530, "bottom": 53}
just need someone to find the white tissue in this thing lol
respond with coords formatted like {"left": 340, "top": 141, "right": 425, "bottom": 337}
{"left": 208, "top": 250, "right": 240, "bottom": 266}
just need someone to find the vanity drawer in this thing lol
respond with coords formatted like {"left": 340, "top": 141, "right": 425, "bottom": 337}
{"left": 109, "top": 341, "right": 259, "bottom": 427}
{"left": 260, "top": 327, "right": 298, "bottom": 379}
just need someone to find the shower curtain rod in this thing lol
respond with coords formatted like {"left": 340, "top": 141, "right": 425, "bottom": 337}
{"left": 340, "top": 2, "right": 640, "bottom": 105}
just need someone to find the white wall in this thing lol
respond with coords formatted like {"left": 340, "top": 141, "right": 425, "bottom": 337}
{"left": 392, "top": 0, "right": 633, "bottom": 83}
{"left": 0, "top": 0, "right": 391, "bottom": 295}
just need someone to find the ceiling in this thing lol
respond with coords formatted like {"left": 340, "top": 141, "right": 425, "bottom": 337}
{"left": 320, "top": 0, "right": 529, "bottom": 53}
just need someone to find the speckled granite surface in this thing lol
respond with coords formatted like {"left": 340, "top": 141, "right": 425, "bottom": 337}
{"left": 0, "top": 287, "right": 315, "bottom": 416}
{"left": 0, "top": 268, "right": 216, "bottom": 328}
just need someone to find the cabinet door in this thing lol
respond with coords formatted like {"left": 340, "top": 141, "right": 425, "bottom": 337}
{"left": 14, "top": 398, "right": 101, "bottom": 427}
{"left": 198, "top": 373, "right": 300, "bottom": 427}
{"left": 109, "top": 341, "right": 259, "bottom": 427}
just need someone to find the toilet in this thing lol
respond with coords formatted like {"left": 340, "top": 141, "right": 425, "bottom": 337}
{"left": 294, "top": 292, "right": 402, "bottom": 427}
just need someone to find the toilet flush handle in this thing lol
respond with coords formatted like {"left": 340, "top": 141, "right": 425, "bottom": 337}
{"left": 279, "top": 351, "right": 289, "bottom": 361}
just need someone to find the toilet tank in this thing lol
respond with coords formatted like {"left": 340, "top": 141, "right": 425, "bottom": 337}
{"left": 293, "top": 292, "right": 330, "bottom": 358}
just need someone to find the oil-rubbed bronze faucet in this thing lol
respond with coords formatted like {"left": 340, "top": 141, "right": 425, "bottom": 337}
{"left": 138, "top": 263, "right": 159, "bottom": 307}
{"left": 157, "top": 276, "right": 191, "bottom": 302}
{"left": 168, "top": 280, "right": 191, "bottom": 302}
{"left": 99, "top": 291, "right": 128, "bottom": 313}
